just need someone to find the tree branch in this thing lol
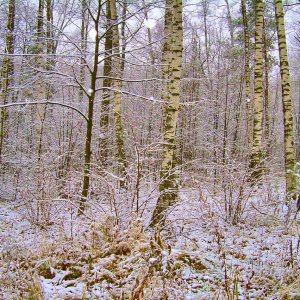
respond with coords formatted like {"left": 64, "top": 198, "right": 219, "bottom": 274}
{"left": 283, "top": 2, "right": 300, "bottom": 6}
{"left": 0, "top": 101, "right": 89, "bottom": 123}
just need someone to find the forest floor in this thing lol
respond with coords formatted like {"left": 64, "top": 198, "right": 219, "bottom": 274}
{"left": 0, "top": 185, "right": 300, "bottom": 299}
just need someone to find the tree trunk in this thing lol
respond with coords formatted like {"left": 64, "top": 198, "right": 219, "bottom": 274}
{"left": 79, "top": 1, "right": 102, "bottom": 214}
{"left": 241, "top": 0, "right": 252, "bottom": 146}
{"left": 274, "top": 0, "right": 297, "bottom": 198}
{"left": 79, "top": 0, "right": 88, "bottom": 103}
{"left": 0, "top": 0, "right": 15, "bottom": 161}
{"left": 262, "top": 16, "right": 270, "bottom": 148}
{"left": 120, "top": 0, "right": 127, "bottom": 73}
{"left": 151, "top": 0, "right": 183, "bottom": 227}
{"left": 35, "top": 0, "right": 46, "bottom": 160}
{"left": 224, "top": 0, "right": 234, "bottom": 47}
{"left": 99, "top": 0, "right": 113, "bottom": 166}
{"left": 110, "top": 0, "right": 127, "bottom": 188}
{"left": 250, "top": 0, "right": 264, "bottom": 181}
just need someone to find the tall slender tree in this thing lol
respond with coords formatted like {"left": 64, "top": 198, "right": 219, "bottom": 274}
{"left": 99, "top": 0, "right": 113, "bottom": 166}
{"left": 274, "top": 0, "right": 297, "bottom": 199}
{"left": 79, "top": 0, "right": 102, "bottom": 214}
{"left": 250, "top": 0, "right": 264, "bottom": 180}
{"left": 262, "top": 16, "right": 270, "bottom": 143}
{"left": 0, "top": 0, "right": 15, "bottom": 161}
{"left": 79, "top": 0, "right": 89, "bottom": 103}
{"left": 35, "top": 0, "right": 46, "bottom": 160}
{"left": 151, "top": 0, "right": 183, "bottom": 227}
{"left": 120, "top": 0, "right": 127, "bottom": 73}
{"left": 225, "top": 0, "right": 234, "bottom": 47}
{"left": 241, "top": 0, "right": 252, "bottom": 145}
{"left": 110, "top": 0, "right": 127, "bottom": 188}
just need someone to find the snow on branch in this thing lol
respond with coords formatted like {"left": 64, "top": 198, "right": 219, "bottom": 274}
{"left": 0, "top": 101, "right": 89, "bottom": 122}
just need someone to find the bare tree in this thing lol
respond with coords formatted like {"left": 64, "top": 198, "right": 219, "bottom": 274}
{"left": 274, "top": 0, "right": 297, "bottom": 200}
{"left": 110, "top": 0, "right": 127, "bottom": 188}
{"left": 250, "top": 0, "right": 264, "bottom": 181}
{"left": 79, "top": 0, "right": 103, "bottom": 214}
{"left": 0, "top": 0, "right": 15, "bottom": 160}
{"left": 151, "top": 0, "right": 183, "bottom": 227}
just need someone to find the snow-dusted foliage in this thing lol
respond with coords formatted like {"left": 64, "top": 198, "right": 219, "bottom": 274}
{"left": 0, "top": 184, "right": 299, "bottom": 299}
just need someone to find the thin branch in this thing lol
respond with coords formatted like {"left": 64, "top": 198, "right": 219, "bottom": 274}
{"left": 283, "top": 2, "right": 300, "bottom": 6}
{"left": 97, "top": 87, "right": 166, "bottom": 103}
{"left": 0, "top": 101, "right": 89, "bottom": 123}
{"left": 0, "top": 53, "right": 82, "bottom": 58}
{"left": 96, "top": 75, "right": 161, "bottom": 82}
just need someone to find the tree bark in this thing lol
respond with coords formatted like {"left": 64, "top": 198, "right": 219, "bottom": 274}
{"left": 250, "top": 0, "right": 264, "bottom": 181}
{"left": 79, "top": 0, "right": 88, "bottom": 103}
{"left": 274, "top": 0, "right": 297, "bottom": 197}
{"left": 79, "top": 1, "right": 102, "bottom": 214}
{"left": 99, "top": 0, "right": 113, "bottom": 165}
{"left": 241, "top": 0, "right": 252, "bottom": 146}
{"left": 120, "top": 0, "right": 127, "bottom": 73}
{"left": 110, "top": 0, "right": 127, "bottom": 188}
{"left": 34, "top": 0, "right": 46, "bottom": 160}
{"left": 0, "top": 0, "right": 15, "bottom": 161}
{"left": 224, "top": 0, "right": 234, "bottom": 47}
{"left": 151, "top": 0, "right": 183, "bottom": 227}
{"left": 262, "top": 16, "right": 270, "bottom": 147}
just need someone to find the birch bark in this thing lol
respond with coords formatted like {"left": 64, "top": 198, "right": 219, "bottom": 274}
{"left": 274, "top": 0, "right": 297, "bottom": 197}
{"left": 250, "top": 0, "right": 264, "bottom": 180}
{"left": 151, "top": 0, "right": 183, "bottom": 226}
{"left": 110, "top": 0, "right": 127, "bottom": 188}
{"left": 241, "top": 0, "right": 252, "bottom": 145}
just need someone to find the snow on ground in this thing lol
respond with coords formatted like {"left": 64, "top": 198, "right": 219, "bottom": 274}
{"left": 0, "top": 185, "right": 300, "bottom": 299}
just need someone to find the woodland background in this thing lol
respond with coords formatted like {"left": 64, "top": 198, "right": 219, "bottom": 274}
{"left": 0, "top": 0, "right": 300, "bottom": 299}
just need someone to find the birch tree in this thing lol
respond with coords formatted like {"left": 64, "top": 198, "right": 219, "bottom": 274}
{"left": 250, "top": 0, "right": 264, "bottom": 180}
{"left": 110, "top": 0, "right": 127, "bottom": 188}
{"left": 151, "top": 0, "right": 183, "bottom": 226}
{"left": 241, "top": 0, "right": 252, "bottom": 145}
{"left": 262, "top": 16, "right": 270, "bottom": 143}
{"left": 274, "top": 0, "right": 297, "bottom": 198}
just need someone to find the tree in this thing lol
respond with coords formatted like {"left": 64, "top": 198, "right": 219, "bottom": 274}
{"left": 0, "top": 0, "right": 15, "bottom": 161}
{"left": 274, "top": 0, "right": 297, "bottom": 199}
{"left": 99, "top": 0, "right": 113, "bottom": 166}
{"left": 224, "top": 0, "right": 234, "bottom": 47}
{"left": 241, "top": 0, "right": 252, "bottom": 145}
{"left": 151, "top": 0, "right": 183, "bottom": 227}
{"left": 110, "top": 0, "right": 127, "bottom": 188}
{"left": 79, "top": 0, "right": 102, "bottom": 214}
{"left": 34, "top": 0, "right": 46, "bottom": 160}
{"left": 79, "top": 0, "right": 89, "bottom": 104}
{"left": 250, "top": 0, "right": 264, "bottom": 180}
{"left": 262, "top": 16, "right": 270, "bottom": 144}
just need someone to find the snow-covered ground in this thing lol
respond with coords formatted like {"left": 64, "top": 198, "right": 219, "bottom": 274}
{"left": 0, "top": 186, "right": 299, "bottom": 299}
